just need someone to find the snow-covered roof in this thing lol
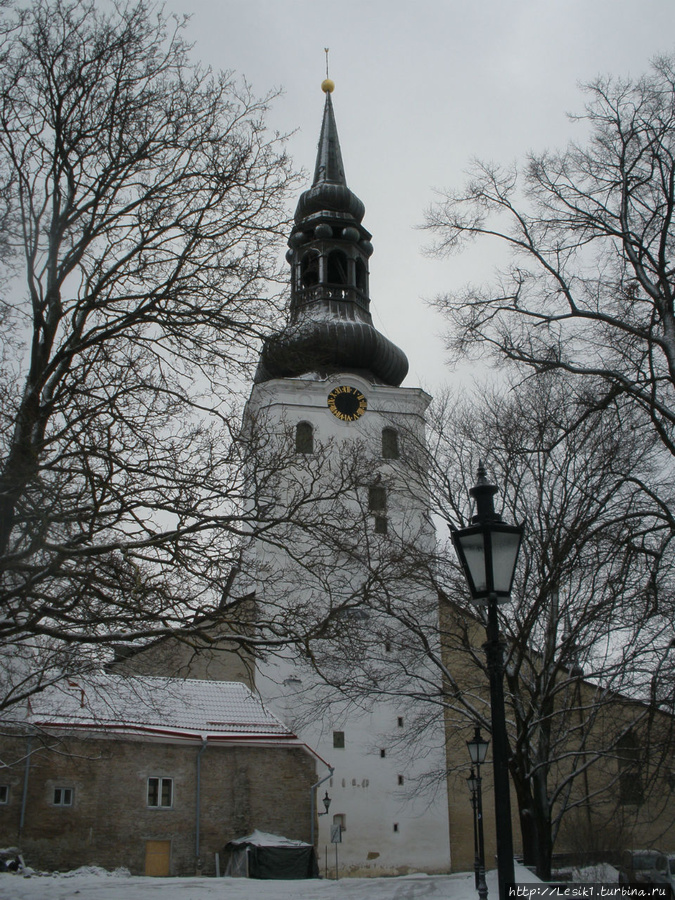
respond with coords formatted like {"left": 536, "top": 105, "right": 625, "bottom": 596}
{"left": 227, "top": 830, "right": 312, "bottom": 848}
{"left": 24, "top": 674, "right": 298, "bottom": 744}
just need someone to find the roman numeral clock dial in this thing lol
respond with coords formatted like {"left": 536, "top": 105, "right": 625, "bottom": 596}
{"left": 327, "top": 385, "right": 367, "bottom": 422}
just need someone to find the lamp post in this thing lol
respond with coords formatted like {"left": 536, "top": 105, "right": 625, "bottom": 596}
{"left": 467, "top": 724, "right": 489, "bottom": 900}
{"left": 468, "top": 770, "right": 480, "bottom": 890}
{"left": 310, "top": 767, "right": 334, "bottom": 847}
{"left": 451, "top": 463, "right": 523, "bottom": 900}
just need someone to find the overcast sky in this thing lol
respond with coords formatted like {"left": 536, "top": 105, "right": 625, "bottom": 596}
{"left": 164, "top": 0, "right": 675, "bottom": 392}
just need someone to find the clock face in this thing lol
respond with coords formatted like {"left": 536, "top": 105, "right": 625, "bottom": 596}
{"left": 327, "top": 385, "right": 367, "bottom": 421}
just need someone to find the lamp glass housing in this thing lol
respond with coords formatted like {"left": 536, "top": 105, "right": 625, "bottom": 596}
{"left": 452, "top": 521, "right": 523, "bottom": 604}
{"left": 467, "top": 730, "right": 490, "bottom": 765}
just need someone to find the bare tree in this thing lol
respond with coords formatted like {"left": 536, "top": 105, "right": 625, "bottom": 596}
{"left": 303, "top": 375, "right": 675, "bottom": 879}
{"left": 0, "top": 0, "right": 367, "bottom": 709}
{"left": 425, "top": 55, "right": 675, "bottom": 480}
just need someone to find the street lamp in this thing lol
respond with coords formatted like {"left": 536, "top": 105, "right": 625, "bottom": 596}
{"left": 467, "top": 724, "right": 489, "bottom": 900}
{"left": 452, "top": 462, "right": 523, "bottom": 900}
{"left": 319, "top": 791, "right": 332, "bottom": 816}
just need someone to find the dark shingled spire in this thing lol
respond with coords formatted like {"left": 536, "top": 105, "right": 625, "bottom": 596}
{"left": 313, "top": 90, "right": 345, "bottom": 186}
{"left": 254, "top": 83, "right": 408, "bottom": 387}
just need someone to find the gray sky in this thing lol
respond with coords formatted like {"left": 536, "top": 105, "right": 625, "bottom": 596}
{"left": 165, "top": 0, "right": 675, "bottom": 391}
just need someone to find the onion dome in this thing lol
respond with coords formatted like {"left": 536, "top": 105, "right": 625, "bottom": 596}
{"left": 255, "top": 81, "right": 408, "bottom": 387}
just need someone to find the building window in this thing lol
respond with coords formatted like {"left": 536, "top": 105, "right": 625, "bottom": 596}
{"left": 53, "top": 787, "right": 73, "bottom": 806}
{"left": 333, "top": 813, "right": 346, "bottom": 833}
{"left": 398, "top": 775, "right": 405, "bottom": 785}
{"left": 333, "top": 731, "right": 345, "bottom": 749}
{"left": 327, "top": 249, "right": 349, "bottom": 285}
{"left": 617, "top": 732, "right": 643, "bottom": 805}
{"left": 380, "top": 748, "right": 386, "bottom": 758}
{"left": 381, "top": 428, "right": 399, "bottom": 460}
{"left": 0, "top": 785, "right": 8, "bottom": 804}
{"left": 393, "top": 822, "right": 399, "bottom": 833}
{"left": 355, "top": 259, "right": 367, "bottom": 293}
{"left": 368, "top": 485, "right": 386, "bottom": 512}
{"left": 295, "top": 421, "right": 314, "bottom": 454}
{"left": 300, "top": 250, "right": 319, "bottom": 287}
{"left": 369, "top": 485, "right": 387, "bottom": 534}
{"left": 374, "top": 515, "right": 388, "bottom": 535}
{"left": 147, "top": 777, "right": 173, "bottom": 809}
{"left": 397, "top": 716, "right": 404, "bottom": 728}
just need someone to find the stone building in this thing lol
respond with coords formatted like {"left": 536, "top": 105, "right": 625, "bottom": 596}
{"left": 0, "top": 675, "right": 319, "bottom": 876}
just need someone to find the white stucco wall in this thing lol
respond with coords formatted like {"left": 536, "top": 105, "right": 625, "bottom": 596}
{"left": 247, "top": 372, "right": 451, "bottom": 875}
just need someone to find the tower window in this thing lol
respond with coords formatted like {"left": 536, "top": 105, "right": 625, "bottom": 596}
{"left": 301, "top": 250, "right": 319, "bottom": 287}
{"left": 333, "top": 813, "right": 346, "bottom": 833}
{"left": 393, "top": 822, "right": 399, "bottom": 833}
{"left": 397, "top": 716, "right": 404, "bottom": 728}
{"left": 381, "top": 428, "right": 399, "bottom": 460}
{"left": 0, "top": 785, "right": 7, "bottom": 804}
{"left": 333, "top": 731, "right": 345, "bottom": 749}
{"left": 327, "top": 249, "right": 349, "bottom": 286}
{"left": 374, "top": 516, "right": 388, "bottom": 535}
{"left": 380, "top": 748, "right": 386, "bottom": 758}
{"left": 295, "top": 421, "right": 314, "bottom": 454}
{"left": 355, "top": 258, "right": 367, "bottom": 293}
{"left": 368, "top": 486, "right": 386, "bottom": 512}
{"left": 398, "top": 775, "right": 405, "bottom": 785}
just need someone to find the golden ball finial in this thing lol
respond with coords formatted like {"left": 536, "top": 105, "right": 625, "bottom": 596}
{"left": 322, "top": 78, "right": 335, "bottom": 93}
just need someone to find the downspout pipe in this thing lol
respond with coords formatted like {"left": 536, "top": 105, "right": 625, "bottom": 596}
{"left": 195, "top": 737, "right": 208, "bottom": 875}
{"left": 310, "top": 766, "right": 334, "bottom": 847}
{"left": 19, "top": 732, "right": 33, "bottom": 836}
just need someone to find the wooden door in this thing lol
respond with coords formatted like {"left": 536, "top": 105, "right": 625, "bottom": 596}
{"left": 144, "top": 840, "right": 171, "bottom": 877}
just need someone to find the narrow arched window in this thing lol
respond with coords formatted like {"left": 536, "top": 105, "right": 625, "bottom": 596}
{"left": 327, "top": 249, "right": 349, "bottom": 285}
{"left": 300, "top": 251, "right": 319, "bottom": 287}
{"left": 382, "top": 428, "right": 399, "bottom": 459}
{"left": 355, "top": 259, "right": 367, "bottom": 293}
{"left": 369, "top": 484, "right": 388, "bottom": 534}
{"left": 295, "top": 421, "right": 314, "bottom": 454}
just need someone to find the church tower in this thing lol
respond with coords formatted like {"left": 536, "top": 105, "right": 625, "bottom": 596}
{"left": 247, "top": 80, "right": 450, "bottom": 876}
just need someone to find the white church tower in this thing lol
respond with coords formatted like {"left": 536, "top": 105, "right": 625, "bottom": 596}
{"left": 246, "top": 79, "right": 450, "bottom": 875}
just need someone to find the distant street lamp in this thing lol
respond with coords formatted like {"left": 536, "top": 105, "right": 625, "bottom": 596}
{"left": 467, "top": 724, "right": 489, "bottom": 900}
{"left": 319, "top": 791, "right": 332, "bottom": 816}
{"left": 310, "top": 768, "right": 334, "bottom": 846}
{"left": 452, "top": 463, "right": 523, "bottom": 900}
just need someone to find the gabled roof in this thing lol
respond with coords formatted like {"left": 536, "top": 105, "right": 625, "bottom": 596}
{"left": 24, "top": 674, "right": 299, "bottom": 745}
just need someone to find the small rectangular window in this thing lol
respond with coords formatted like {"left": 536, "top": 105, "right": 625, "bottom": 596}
{"left": 380, "top": 748, "right": 386, "bottom": 758}
{"left": 333, "top": 731, "right": 345, "bottom": 749}
{"left": 53, "top": 787, "right": 73, "bottom": 806}
{"left": 398, "top": 775, "right": 405, "bottom": 785}
{"left": 368, "top": 486, "right": 386, "bottom": 511}
{"left": 148, "top": 777, "right": 173, "bottom": 808}
{"left": 0, "top": 785, "right": 8, "bottom": 804}
{"left": 393, "top": 822, "right": 399, "bottom": 832}
{"left": 333, "top": 812, "right": 346, "bottom": 832}
{"left": 397, "top": 716, "right": 404, "bottom": 728}
{"left": 374, "top": 515, "right": 388, "bottom": 535}
{"left": 381, "top": 428, "right": 400, "bottom": 459}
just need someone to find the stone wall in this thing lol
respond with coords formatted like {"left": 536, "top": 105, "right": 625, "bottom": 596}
{"left": 0, "top": 730, "right": 315, "bottom": 876}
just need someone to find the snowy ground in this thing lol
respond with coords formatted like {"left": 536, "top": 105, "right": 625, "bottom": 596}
{"left": 0, "top": 863, "right": 540, "bottom": 900}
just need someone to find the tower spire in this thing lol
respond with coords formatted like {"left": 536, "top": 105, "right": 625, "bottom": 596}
{"left": 254, "top": 80, "right": 408, "bottom": 387}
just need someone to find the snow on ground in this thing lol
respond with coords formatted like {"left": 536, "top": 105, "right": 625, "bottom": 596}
{"left": 0, "top": 863, "right": 539, "bottom": 900}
